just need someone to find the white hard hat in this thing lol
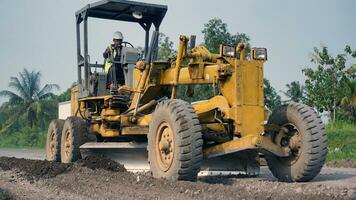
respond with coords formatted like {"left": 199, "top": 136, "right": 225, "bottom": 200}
{"left": 113, "top": 31, "right": 123, "bottom": 40}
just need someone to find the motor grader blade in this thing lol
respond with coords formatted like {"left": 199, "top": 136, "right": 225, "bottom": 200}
{"left": 201, "top": 150, "right": 260, "bottom": 176}
{"left": 80, "top": 142, "right": 260, "bottom": 175}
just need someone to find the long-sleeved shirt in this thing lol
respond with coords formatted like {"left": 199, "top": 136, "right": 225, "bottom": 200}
{"left": 103, "top": 44, "right": 122, "bottom": 61}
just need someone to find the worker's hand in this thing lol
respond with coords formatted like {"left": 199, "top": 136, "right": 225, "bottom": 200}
{"left": 105, "top": 47, "right": 112, "bottom": 54}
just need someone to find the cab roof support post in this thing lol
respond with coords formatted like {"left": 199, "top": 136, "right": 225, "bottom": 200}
{"left": 83, "top": 12, "right": 89, "bottom": 90}
{"left": 76, "top": 14, "right": 82, "bottom": 86}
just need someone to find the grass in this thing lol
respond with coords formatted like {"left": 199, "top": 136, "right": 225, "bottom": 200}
{"left": 326, "top": 122, "right": 356, "bottom": 161}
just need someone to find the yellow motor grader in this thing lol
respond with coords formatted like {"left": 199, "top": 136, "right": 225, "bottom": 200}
{"left": 46, "top": 0, "right": 327, "bottom": 182}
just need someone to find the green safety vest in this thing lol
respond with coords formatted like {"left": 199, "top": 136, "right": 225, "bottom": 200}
{"left": 104, "top": 45, "right": 119, "bottom": 73}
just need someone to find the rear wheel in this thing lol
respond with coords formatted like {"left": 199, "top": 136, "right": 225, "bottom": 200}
{"left": 148, "top": 99, "right": 203, "bottom": 181}
{"left": 265, "top": 102, "right": 328, "bottom": 182}
{"left": 61, "top": 117, "right": 88, "bottom": 163}
{"left": 46, "top": 119, "right": 64, "bottom": 161}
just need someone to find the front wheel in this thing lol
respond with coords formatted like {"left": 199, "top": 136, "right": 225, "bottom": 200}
{"left": 148, "top": 99, "right": 203, "bottom": 181}
{"left": 60, "top": 117, "right": 88, "bottom": 163}
{"left": 265, "top": 102, "right": 328, "bottom": 182}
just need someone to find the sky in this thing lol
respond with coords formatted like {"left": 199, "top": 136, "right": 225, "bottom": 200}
{"left": 0, "top": 0, "right": 355, "bottom": 103}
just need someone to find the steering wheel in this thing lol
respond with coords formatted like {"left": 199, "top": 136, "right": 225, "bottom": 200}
{"left": 122, "top": 41, "right": 134, "bottom": 48}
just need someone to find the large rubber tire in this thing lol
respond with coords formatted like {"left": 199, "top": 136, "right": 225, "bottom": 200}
{"left": 60, "top": 117, "right": 88, "bottom": 163}
{"left": 45, "top": 119, "right": 65, "bottom": 161}
{"left": 148, "top": 99, "right": 203, "bottom": 181}
{"left": 265, "top": 102, "right": 328, "bottom": 182}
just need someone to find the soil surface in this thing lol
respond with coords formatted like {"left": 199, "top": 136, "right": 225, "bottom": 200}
{"left": 0, "top": 156, "right": 355, "bottom": 200}
{"left": 326, "top": 159, "right": 356, "bottom": 168}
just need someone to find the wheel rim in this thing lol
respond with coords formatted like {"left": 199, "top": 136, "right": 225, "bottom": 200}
{"left": 276, "top": 123, "right": 302, "bottom": 165}
{"left": 49, "top": 131, "right": 56, "bottom": 159}
{"left": 64, "top": 130, "right": 72, "bottom": 160}
{"left": 155, "top": 122, "right": 174, "bottom": 172}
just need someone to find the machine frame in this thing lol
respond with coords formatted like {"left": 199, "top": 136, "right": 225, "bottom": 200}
{"left": 72, "top": 0, "right": 285, "bottom": 159}
{"left": 46, "top": 0, "right": 328, "bottom": 183}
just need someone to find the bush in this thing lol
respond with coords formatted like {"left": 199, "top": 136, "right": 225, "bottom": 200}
{"left": 0, "top": 126, "right": 47, "bottom": 148}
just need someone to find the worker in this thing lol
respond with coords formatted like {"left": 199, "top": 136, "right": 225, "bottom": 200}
{"left": 103, "top": 31, "right": 125, "bottom": 89}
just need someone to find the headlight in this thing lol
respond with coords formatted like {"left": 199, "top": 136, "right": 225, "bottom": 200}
{"left": 252, "top": 48, "right": 267, "bottom": 61}
{"left": 220, "top": 45, "right": 236, "bottom": 57}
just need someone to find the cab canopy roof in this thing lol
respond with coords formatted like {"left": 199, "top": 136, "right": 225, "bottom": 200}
{"left": 76, "top": 0, "right": 168, "bottom": 29}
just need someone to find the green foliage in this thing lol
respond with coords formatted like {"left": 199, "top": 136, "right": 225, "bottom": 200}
{"left": 176, "top": 85, "right": 215, "bottom": 103}
{"left": 157, "top": 33, "right": 175, "bottom": 60}
{"left": 0, "top": 127, "right": 47, "bottom": 148}
{"left": 0, "top": 68, "right": 73, "bottom": 148}
{"left": 282, "top": 81, "right": 305, "bottom": 102}
{"left": 157, "top": 18, "right": 281, "bottom": 107}
{"left": 156, "top": 31, "right": 217, "bottom": 102}
{"left": 202, "top": 18, "right": 250, "bottom": 54}
{"left": 202, "top": 17, "right": 281, "bottom": 109}
{"left": 0, "top": 88, "right": 69, "bottom": 148}
{"left": 264, "top": 78, "right": 282, "bottom": 111}
{"left": 338, "top": 71, "right": 356, "bottom": 122}
{"left": 302, "top": 45, "right": 356, "bottom": 122}
{"left": 327, "top": 122, "right": 356, "bottom": 161}
{"left": 339, "top": 65, "right": 356, "bottom": 120}
{"left": 56, "top": 87, "right": 71, "bottom": 102}
{"left": 0, "top": 69, "right": 59, "bottom": 131}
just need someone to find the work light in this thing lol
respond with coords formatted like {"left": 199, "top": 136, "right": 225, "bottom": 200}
{"left": 220, "top": 45, "right": 236, "bottom": 57}
{"left": 252, "top": 48, "right": 267, "bottom": 61}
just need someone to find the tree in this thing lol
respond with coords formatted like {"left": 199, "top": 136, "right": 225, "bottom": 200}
{"left": 55, "top": 82, "right": 77, "bottom": 102}
{"left": 302, "top": 45, "right": 355, "bottom": 122}
{"left": 201, "top": 18, "right": 281, "bottom": 109}
{"left": 282, "top": 81, "right": 305, "bottom": 102}
{"left": 338, "top": 65, "right": 356, "bottom": 122}
{"left": 0, "top": 69, "right": 59, "bottom": 132}
{"left": 264, "top": 78, "right": 282, "bottom": 111}
{"left": 343, "top": 46, "right": 356, "bottom": 107}
{"left": 202, "top": 18, "right": 250, "bottom": 54}
{"left": 198, "top": 18, "right": 250, "bottom": 101}
{"left": 157, "top": 33, "right": 175, "bottom": 60}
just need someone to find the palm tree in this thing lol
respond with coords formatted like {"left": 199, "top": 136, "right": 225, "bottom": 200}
{"left": 340, "top": 79, "right": 355, "bottom": 107}
{"left": 338, "top": 66, "right": 356, "bottom": 121}
{"left": 0, "top": 69, "right": 59, "bottom": 133}
{"left": 282, "top": 81, "right": 304, "bottom": 102}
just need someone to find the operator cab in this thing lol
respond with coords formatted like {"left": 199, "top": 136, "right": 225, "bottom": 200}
{"left": 75, "top": 0, "right": 167, "bottom": 98}
{"left": 89, "top": 44, "right": 141, "bottom": 97}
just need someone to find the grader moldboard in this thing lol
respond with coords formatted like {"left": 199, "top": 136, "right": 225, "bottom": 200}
{"left": 46, "top": 0, "right": 327, "bottom": 182}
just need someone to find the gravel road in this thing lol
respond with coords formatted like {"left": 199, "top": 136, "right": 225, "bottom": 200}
{"left": 0, "top": 148, "right": 355, "bottom": 200}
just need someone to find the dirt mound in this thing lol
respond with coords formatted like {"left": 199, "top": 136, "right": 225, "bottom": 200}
{"left": 76, "top": 155, "right": 126, "bottom": 172}
{"left": 0, "top": 157, "right": 71, "bottom": 181}
{"left": 0, "top": 157, "right": 71, "bottom": 180}
{"left": 0, "top": 156, "right": 126, "bottom": 181}
{"left": 327, "top": 159, "right": 356, "bottom": 168}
